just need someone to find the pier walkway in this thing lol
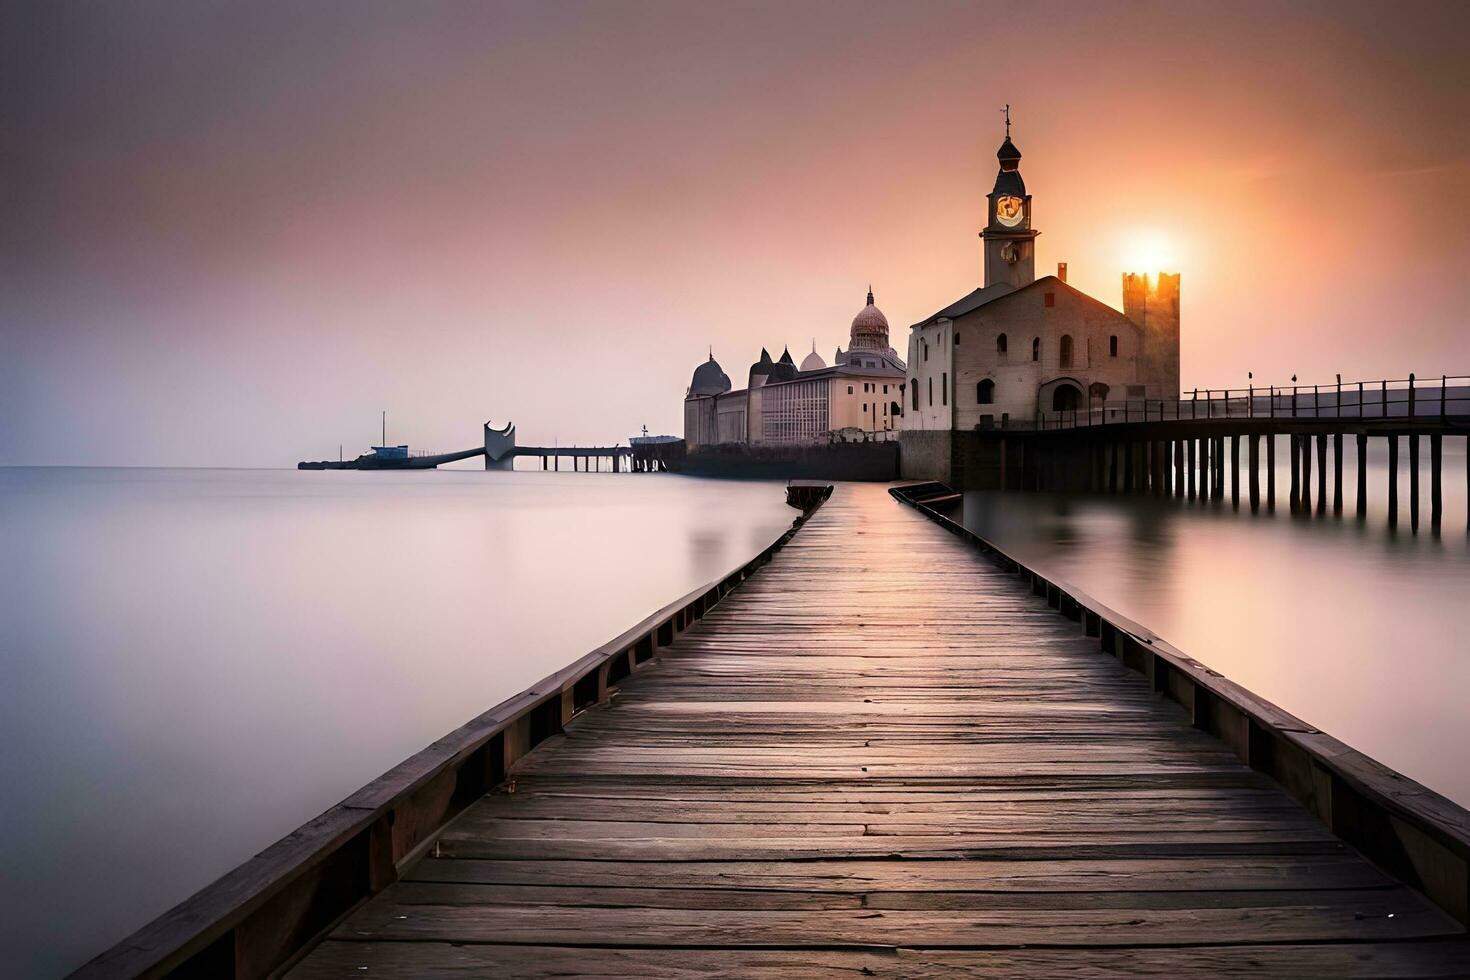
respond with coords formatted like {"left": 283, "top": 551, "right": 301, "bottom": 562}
{"left": 290, "top": 484, "right": 1469, "bottom": 977}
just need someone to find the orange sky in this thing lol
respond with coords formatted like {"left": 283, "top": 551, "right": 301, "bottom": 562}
{"left": 4, "top": 1, "right": 1468, "bottom": 464}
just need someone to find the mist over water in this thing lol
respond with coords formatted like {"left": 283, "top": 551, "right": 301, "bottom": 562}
{"left": 0, "top": 468, "right": 795, "bottom": 976}
{"left": 959, "top": 434, "right": 1470, "bottom": 809}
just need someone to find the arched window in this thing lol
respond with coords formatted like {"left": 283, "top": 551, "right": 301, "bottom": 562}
{"left": 1109, "top": 335, "right": 1119, "bottom": 357}
{"left": 1031, "top": 337, "right": 1040, "bottom": 362}
{"left": 996, "top": 333, "right": 1007, "bottom": 355}
{"left": 1089, "top": 381, "right": 1110, "bottom": 401}
{"left": 1059, "top": 334, "right": 1073, "bottom": 369}
{"left": 977, "top": 379, "right": 995, "bottom": 404}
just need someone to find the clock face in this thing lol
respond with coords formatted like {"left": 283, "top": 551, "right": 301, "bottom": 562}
{"left": 995, "top": 195, "right": 1025, "bottom": 227}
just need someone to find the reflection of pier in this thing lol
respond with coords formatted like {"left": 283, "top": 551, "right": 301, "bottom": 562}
{"left": 298, "top": 421, "right": 685, "bottom": 473}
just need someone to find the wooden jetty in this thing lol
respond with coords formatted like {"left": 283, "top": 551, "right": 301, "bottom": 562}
{"left": 945, "top": 374, "right": 1469, "bottom": 533}
{"left": 77, "top": 484, "right": 1470, "bottom": 978}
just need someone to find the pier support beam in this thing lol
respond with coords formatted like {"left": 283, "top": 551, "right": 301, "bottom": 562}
{"left": 1289, "top": 434, "right": 1300, "bottom": 512}
{"left": 1248, "top": 434, "right": 1260, "bottom": 512}
{"left": 1305, "top": 434, "right": 1317, "bottom": 514}
{"left": 1316, "top": 433, "right": 1327, "bottom": 516}
{"left": 1332, "top": 433, "right": 1343, "bottom": 515}
{"left": 1356, "top": 433, "right": 1368, "bottom": 519}
{"left": 1409, "top": 435, "right": 1420, "bottom": 533}
{"left": 1230, "top": 434, "right": 1240, "bottom": 509}
{"left": 1174, "top": 440, "right": 1185, "bottom": 498}
{"left": 1186, "top": 439, "right": 1196, "bottom": 499}
{"left": 1266, "top": 434, "right": 1276, "bottom": 510}
{"left": 1387, "top": 436, "right": 1398, "bottom": 528}
{"left": 1431, "top": 433, "right": 1443, "bottom": 532}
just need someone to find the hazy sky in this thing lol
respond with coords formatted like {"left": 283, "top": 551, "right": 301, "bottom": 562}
{"left": 4, "top": 0, "right": 1468, "bottom": 466}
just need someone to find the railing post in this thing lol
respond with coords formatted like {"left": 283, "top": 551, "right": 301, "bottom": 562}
{"left": 1409, "top": 373, "right": 1416, "bottom": 419}
{"left": 1269, "top": 385, "right": 1274, "bottom": 418}
{"left": 1313, "top": 384, "right": 1319, "bottom": 418}
{"left": 1336, "top": 375, "right": 1342, "bottom": 418}
{"left": 1192, "top": 389, "right": 1198, "bottom": 420}
{"left": 1291, "top": 386, "right": 1297, "bottom": 418}
{"left": 1381, "top": 379, "right": 1387, "bottom": 418}
{"left": 1358, "top": 381, "right": 1364, "bottom": 419}
{"left": 1225, "top": 389, "right": 1231, "bottom": 418}
{"left": 1442, "top": 375, "right": 1448, "bottom": 421}
{"left": 1248, "top": 383, "right": 1253, "bottom": 419}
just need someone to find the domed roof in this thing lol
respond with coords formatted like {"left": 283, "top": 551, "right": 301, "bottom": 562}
{"left": 800, "top": 342, "right": 826, "bottom": 372}
{"left": 778, "top": 346, "right": 796, "bottom": 367}
{"left": 749, "top": 347, "right": 774, "bottom": 376}
{"left": 688, "top": 353, "right": 731, "bottom": 397}
{"left": 849, "top": 287, "right": 891, "bottom": 352}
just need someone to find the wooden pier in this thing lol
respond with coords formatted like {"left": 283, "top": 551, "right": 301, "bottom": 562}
{"left": 77, "top": 484, "right": 1470, "bottom": 978}
{"left": 283, "top": 484, "right": 1468, "bottom": 977}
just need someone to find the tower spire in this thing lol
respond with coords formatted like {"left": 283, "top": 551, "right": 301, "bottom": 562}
{"left": 1001, "top": 103, "right": 1011, "bottom": 138}
{"left": 866, "top": 284, "right": 874, "bottom": 306}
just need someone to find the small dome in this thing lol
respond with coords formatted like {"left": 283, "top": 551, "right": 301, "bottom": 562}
{"left": 749, "top": 347, "right": 774, "bottom": 377}
{"left": 778, "top": 346, "right": 796, "bottom": 367}
{"left": 688, "top": 354, "right": 731, "bottom": 397}
{"left": 800, "top": 343, "right": 826, "bottom": 371}
{"left": 849, "top": 287, "right": 890, "bottom": 352}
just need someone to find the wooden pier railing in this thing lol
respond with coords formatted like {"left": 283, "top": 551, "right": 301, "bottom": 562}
{"left": 1033, "top": 373, "right": 1470, "bottom": 430}
{"left": 70, "top": 493, "right": 830, "bottom": 980}
{"left": 891, "top": 481, "right": 1470, "bottom": 928}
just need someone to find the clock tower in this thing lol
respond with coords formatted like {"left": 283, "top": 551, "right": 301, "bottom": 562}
{"left": 981, "top": 107, "right": 1038, "bottom": 289}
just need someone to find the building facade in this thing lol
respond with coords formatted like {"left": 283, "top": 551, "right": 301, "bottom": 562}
{"left": 905, "top": 123, "right": 1180, "bottom": 434}
{"left": 683, "top": 290, "right": 907, "bottom": 449}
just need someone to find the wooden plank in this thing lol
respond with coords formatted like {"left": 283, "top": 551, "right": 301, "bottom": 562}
{"left": 286, "top": 485, "right": 1470, "bottom": 978}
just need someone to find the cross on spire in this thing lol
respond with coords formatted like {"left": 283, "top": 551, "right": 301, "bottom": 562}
{"left": 1001, "top": 103, "right": 1011, "bottom": 138}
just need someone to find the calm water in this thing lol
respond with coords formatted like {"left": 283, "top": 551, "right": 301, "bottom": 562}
{"left": 959, "top": 434, "right": 1470, "bottom": 808}
{"left": 0, "top": 467, "right": 795, "bottom": 976}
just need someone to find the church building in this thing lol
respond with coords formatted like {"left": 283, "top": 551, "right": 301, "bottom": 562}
{"left": 905, "top": 117, "right": 1180, "bottom": 440}
{"left": 683, "top": 290, "right": 907, "bottom": 449}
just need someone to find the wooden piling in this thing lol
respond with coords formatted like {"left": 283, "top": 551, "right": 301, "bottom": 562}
{"left": 1409, "top": 435, "right": 1420, "bottom": 533}
{"left": 1332, "top": 433, "right": 1343, "bottom": 515}
{"left": 1248, "top": 434, "right": 1260, "bottom": 512}
{"left": 1174, "top": 440, "right": 1185, "bottom": 498}
{"left": 1387, "top": 436, "right": 1398, "bottom": 528}
{"left": 1356, "top": 433, "right": 1368, "bottom": 518}
{"left": 1316, "top": 434, "right": 1327, "bottom": 516}
{"left": 1289, "top": 434, "right": 1300, "bottom": 511}
{"left": 1266, "top": 434, "right": 1276, "bottom": 510}
{"left": 1186, "top": 439, "right": 1196, "bottom": 499}
{"left": 1305, "top": 437, "right": 1317, "bottom": 514}
{"left": 1230, "top": 434, "right": 1240, "bottom": 508}
{"left": 1431, "top": 433, "right": 1443, "bottom": 531}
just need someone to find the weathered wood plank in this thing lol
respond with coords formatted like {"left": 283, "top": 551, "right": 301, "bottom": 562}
{"left": 287, "top": 485, "right": 1470, "bottom": 977}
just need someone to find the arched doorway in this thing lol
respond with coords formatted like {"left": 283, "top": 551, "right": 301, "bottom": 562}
{"left": 1051, "top": 384, "right": 1082, "bottom": 412}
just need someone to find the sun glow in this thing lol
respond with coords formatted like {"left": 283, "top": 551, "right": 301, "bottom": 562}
{"left": 1120, "top": 230, "right": 1178, "bottom": 275}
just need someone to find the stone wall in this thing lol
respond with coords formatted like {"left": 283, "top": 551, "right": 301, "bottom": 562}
{"left": 678, "top": 442, "right": 899, "bottom": 481}
{"left": 898, "top": 430, "right": 953, "bottom": 482}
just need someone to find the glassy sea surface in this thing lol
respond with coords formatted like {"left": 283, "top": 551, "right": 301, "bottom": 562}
{"left": 958, "top": 434, "right": 1470, "bottom": 810}
{"left": 0, "top": 467, "right": 797, "bottom": 976}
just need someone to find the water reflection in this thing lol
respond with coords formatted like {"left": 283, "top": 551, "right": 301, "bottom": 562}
{"left": 960, "top": 435, "right": 1470, "bottom": 811}
{"left": 0, "top": 468, "right": 794, "bottom": 975}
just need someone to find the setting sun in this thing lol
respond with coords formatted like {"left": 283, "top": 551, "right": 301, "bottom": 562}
{"left": 1120, "top": 229, "right": 1179, "bottom": 275}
